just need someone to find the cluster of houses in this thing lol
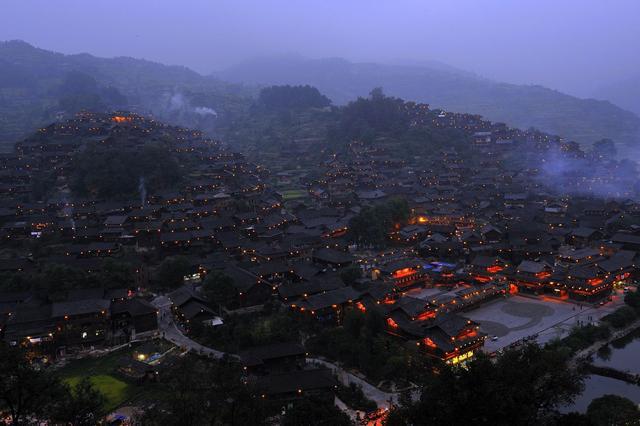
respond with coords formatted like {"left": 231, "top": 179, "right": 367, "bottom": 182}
{"left": 1, "top": 108, "right": 639, "bottom": 370}
{"left": 1, "top": 288, "right": 158, "bottom": 358}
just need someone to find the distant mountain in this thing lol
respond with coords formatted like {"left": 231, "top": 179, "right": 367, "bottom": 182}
{"left": 216, "top": 56, "right": 640, "bottom": 148}
{"left": 593, "top": 73, "right": 640, "bottom": 117}
{"left": 0, "top": 40, "right": 252, "bottom": 148}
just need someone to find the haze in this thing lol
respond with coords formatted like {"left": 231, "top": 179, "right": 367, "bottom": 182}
{"left": 1, "top": 0, "right": 639, "bottom": 98}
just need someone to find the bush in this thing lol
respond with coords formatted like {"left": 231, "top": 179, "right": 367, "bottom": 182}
{"left": 624, "top": 290, "right": 640, "bottom": 310}
{"left": 587, "top": 394, "right": 640, "bottom": 426}
{"left": 336, "top": 383, "right": 377, "bottom": 412}
{"left": 558, "top": 324, "right": 611, "bottom": 353}
{"left": 601, "top": 306, "right": 638, "bottom": 329}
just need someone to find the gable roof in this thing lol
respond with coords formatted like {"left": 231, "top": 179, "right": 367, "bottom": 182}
{"left": 51, "top": 298, "right": 110, "bottom": 318}
{"left": 256, "top": 369, "right": 336, "bottom": 395}
{"left": 239, "top": 342, "right": 305, "bottom": 367}
{"left": 298, "top": 286, "right": 362, "bottom": 311}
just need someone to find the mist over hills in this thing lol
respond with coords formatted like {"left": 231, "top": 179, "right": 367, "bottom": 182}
{"left": 216, "top": 56, "right": 640, "bottom": 148}
{"left": 1, "top": 40, "right": 639, "bottom": 153}
{"left": 0, "top": 40, "right": 251, "bottom": 147}
{"left": 593, "top": 73, "right": 640, "bottom": 117}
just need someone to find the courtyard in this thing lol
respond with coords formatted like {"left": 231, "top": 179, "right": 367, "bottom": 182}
{"left": 464, "top": 295, "right": 594, "bottom": 352}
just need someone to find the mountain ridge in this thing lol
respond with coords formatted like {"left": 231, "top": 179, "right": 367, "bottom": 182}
{"left": 215, "top": 56, "right": 640, "bottom": 148}
{"left": 1, "top": 40, "right": 639, "bottom": 151}
{"left": 0, "top": 40, "right": 252, "bottom": 148}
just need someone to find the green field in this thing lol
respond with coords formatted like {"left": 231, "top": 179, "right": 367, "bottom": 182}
{"left": 56, "top": 341, "right": 171, "bottom": 413}
{"left": 280, "top": 189, "right": 308, "bottom": 200}
{"left": 64, "top": 374, "right": 129, "bottom": 411}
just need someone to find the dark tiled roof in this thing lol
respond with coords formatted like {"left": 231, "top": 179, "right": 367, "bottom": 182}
{"left": 313, "top": 248, "right": 354, "bottom": 265}
{"left": 298, "top": 286, "right": 361, "bottom": 310}
{"left": 239, "top": 342, "right": 305, "bottom": 367}
{"left": 51, "top": 298, "right": 110, "bottom": 317}
{"left": 111, "top": 298, "right": 157, "bottom": 317}
{"left": 168, "top": 285, "right": 206, "bottom": 307}
{"left": 256, "top": 369, "right": 336, "bottom": 395}
{"left": 180, "top": 299, "right": 215, "bottom": 320}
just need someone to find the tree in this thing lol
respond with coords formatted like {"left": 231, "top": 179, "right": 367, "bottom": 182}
{"left": 258, "top": 85, "right": 331, "bottom": 110}
{"left": 0, "top": 343, "right": 63, "bottom": 425}
{"left": 587, "top": 394, "right": 640, "bottom": 426}
{"left": 553, "top": 412, "right": 593, "bottom": 426}
{"left": 281, "top": 395, "right": 352, "bottom": 426}
{"left": 52, "top": 377, "right": 106, "bottom": 426}
{"left": 70, "top": 142, "right": 182, "bottom": 199}
{"left": 602, "top": 305, "right": 638, "bottom": 329}
{"left": 156, "top": 256, "right": 192, "bottom": 289}
{"left": 340, "top": 265, "right": 362, "bottom": 286}
{"left": 591, "top": 138, "right": 617, "bottom": 159}
{"left": 387, "top": 343, "right": 584, "bottom": 425}
{"left": 202, "top": 271, "right": 238, "bottom": 309}
{"left": 95, "top": 259, "right": 135, "bottom": 289}
{"left": 343, "top": 309, "right": 366, "bottom": 338}
{"left": 138, "top": 355, "right": 268, "bottom": 426}
{"left": 337, "top": 88, "right": 409, "bottom": 142}
{"left": 348, "top": 197, "right": 410, "bottom": 247}
{"left": 364, "top": 305, "right": 386, "bottom": 336}
{"left": 624, "top": 290, "right": 640, "bottom": 310}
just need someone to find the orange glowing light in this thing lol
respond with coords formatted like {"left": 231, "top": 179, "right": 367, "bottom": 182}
{"left": 416, "top": 310, "right": 436, "bottom": 321}
{"left": 393, "top": 268, "right": 417, "bottom": 278}
{"left": 423, "top": 337, "right": 437, "bottom": 348}
{"left": 112, "top": 116, "right": 132, "bottom": 123}
{"left": 588, "top": 278, "right": 604, "bottom": 286}
{"left": 486, "top": 265, "right": 503, "bottom": 274}
{"left": 387, "top": 318, "right": 399, "bottom": 328}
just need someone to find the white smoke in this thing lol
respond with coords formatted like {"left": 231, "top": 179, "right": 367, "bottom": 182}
{"left": 62, "top": 200, "right": 76, "bottom": 230}
{"left": 168, "top": 92, "right": 187, "bottom": 111}
{"left": 139, "top": 176, "right": 147, "bottom": 206}
{"left": 194, "top": 106, "right": 218, "bottom": 116}
{"left": 164, "top": 91, "right": 216, "bottom": 117}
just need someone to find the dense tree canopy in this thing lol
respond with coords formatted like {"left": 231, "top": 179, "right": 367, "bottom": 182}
{"left": 57, "top": 70, "right": 128, "bottom": 113}
{"left": 386, "top": 343, "right": 584, "bottom": 426}
{"left": 0, "top": 260, "right": 136, "bottom": 300}
{"left": 348, "top": 197, "right": 410, "bottom": 247}
{"left": 258, "top": 85, "right": 331, "bottom": 110}
{"left": 591, "top": 138, "right": 617, "bottom": 159}
{"left": 586, "top": 394, "right": 640, "bottom": 426}
{"left": 334, "top": 88, "right": 409, "bottom": 142}
{"left": 281, "top": 395, "right": 352, "bottom": 426}
{"left": 52, "top": 377, "right": 106, "bottom": 426}
{"left": 70, "top": 142, "right": 182, "bottom": 199}
{"left": 155, "top": 256, "right": 192, "bottom": 290}
{"left": 202, "top": 271, "right": 239, "bottom": 309}
{"left": 138, "top": 356, "right": 268, "bottom": 426}
{"left": 0, "top": 343, "right": 105, "bottom": 425}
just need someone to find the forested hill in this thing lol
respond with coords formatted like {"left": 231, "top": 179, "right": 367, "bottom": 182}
{"left": 0, "top": 40, "right": 252, "bottom": 148}
{"left": 216, "top": 56, "right": 640, "bottom": 148}
{"left": 593, "top": 73, "right": 640, "bottom": 117}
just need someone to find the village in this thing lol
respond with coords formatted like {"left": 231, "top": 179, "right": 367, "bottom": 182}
{"left": 0, "top": 103, "right": 639, "bottom": 423}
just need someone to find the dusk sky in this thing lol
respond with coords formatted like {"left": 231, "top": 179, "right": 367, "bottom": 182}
{"left": 2, "top": 0, "right": 639, "bottom": 97}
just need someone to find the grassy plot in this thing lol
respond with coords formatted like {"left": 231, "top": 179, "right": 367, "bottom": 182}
{"left": 55, "top": 341, "right": 171, "bottom": 413}
{"left": 64, "top": 374, "right": 129, "bottom": 412}
{"left": 279, "top": 189, "right": 308, "bottom": 200}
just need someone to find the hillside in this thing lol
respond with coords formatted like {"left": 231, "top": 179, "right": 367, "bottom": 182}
{"left": 0, "top": 40, "right": 252, "bottom": 148}
{"left": 216, "top": 56, "right": 640, "bottom": 148}
{"left": 593, "top": 73, "right": 640, "bottom": 117}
